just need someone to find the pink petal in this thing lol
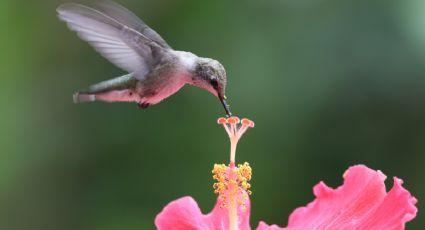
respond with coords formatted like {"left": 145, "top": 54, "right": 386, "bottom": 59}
{"left": 155, "top": 195, "right": 251, "bottom": 230}
{"left": 256, "top": 221, "right": 282, "bottom": 230}
{"left": 155, "top": 196, "right": 208, "bottom": 230}
{"left": 256, "top": 165, "right": 417, "bottom": 230}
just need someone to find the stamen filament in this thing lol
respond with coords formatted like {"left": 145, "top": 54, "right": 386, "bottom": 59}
{"left": 223, "top": 124, "right": 232, "bottom": 137}
{"left": 217, "top": 116, "right": 254, "bottom": 163}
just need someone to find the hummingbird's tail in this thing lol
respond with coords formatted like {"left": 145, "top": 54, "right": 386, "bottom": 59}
{"left": 72, "top": 73, "right": 140, "bottom": 104}
{"left": 73, "top": 92, "right": 96, "bottom": 103}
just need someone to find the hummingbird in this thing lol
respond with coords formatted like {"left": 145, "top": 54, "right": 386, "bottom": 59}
{"left": 57, "top": 0, "right": 232, "bottom": 116}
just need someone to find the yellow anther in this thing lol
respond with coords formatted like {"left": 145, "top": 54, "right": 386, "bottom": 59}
{"left": 211, "top": 162, "right": 253, "bottom": 211}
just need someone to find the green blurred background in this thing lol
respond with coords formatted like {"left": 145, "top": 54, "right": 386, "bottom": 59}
{"left": 0, "top": 0, "right": 424, "bottom": 229}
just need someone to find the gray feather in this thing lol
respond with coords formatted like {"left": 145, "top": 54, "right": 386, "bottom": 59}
{"left": 74, "top": 73, "right": 139, "bottom": 104}
{"left": 80, "top": 73, "right": 137, "bottom": 94}
{"left": 73, "top": 93, "right": 95, "bottom": 103}
{"left": 94, "top": 0, "right": 171, "bottom": 49}
{"left": 57, "top": 2, "right": 166, "bottom": 79}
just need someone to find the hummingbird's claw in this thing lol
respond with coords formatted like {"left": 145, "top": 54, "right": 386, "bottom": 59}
{"left": 137, "top": 102, "right": 150, "bottom": 109}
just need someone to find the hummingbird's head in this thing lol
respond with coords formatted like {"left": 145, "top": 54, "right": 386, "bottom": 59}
{"left": 192, "top": 58, "right": 231, "bottom": 116}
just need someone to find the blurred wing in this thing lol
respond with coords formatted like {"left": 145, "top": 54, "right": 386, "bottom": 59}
{"left": 95, "top": 0, "right": 171, "bottom": 49}
{"left": 57, "top": 3, "right": 159, "bottom": 76}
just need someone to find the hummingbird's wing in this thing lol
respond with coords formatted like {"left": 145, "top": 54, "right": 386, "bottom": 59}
{"left": 94, "top": 0, "right": 171, "bottom": 49}
{"left": 57, "top": 3, "right": 167, "bottom": 79}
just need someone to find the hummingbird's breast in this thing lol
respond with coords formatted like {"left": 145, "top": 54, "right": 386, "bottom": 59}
{"left": 133, "top": 50, "right": 198, "bottom": 105}
{"left": 142, "top": 73, "right": 188, "bottom": 105}
{"left": 136, "top": 52, "right": 195, "bottom": 105}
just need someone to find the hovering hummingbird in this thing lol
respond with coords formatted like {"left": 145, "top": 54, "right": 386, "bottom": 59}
{"left": 57, "top": 1, "right": 231, "bottom": 116}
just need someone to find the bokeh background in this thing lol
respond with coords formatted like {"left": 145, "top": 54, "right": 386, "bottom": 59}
{"left": 0, "top": 0, "right": 424, "bottom": 229}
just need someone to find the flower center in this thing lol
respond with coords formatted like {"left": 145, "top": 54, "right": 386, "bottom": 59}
{"left": 212, "top": 162, "right": 252, "bottom": 211}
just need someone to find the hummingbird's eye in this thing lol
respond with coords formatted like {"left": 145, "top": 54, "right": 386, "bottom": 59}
{"left": 210, "top": 78, "right": 219, "bottom": 90}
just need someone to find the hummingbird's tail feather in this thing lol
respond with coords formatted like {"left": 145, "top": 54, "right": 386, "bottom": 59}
{"left": 72, "top": 73, "right": 141, "bottom": 104}
{"left": 85, "top": 73, "right": 137, "bottom": 94}
{"left": 73, "top": 90, "right": 141, "bottom": 104}
{"left": 73, "top": 92, "right": 95, "bottom": 103}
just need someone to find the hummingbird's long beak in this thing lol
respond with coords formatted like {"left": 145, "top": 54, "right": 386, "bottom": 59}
{"left": 219, "top": 95, "right": 232, "bottom": 117}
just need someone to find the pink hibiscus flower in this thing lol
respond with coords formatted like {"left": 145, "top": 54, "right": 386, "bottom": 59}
{"left": 155, "top": 117, "right": 417, "bottom": 230}
{"left": 257, "top": 164, "right": 418, "bottom": 230}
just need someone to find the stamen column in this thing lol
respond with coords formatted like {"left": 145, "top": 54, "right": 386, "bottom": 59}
{"left": 214, "top": 117, "right": 254, "bottom": 230}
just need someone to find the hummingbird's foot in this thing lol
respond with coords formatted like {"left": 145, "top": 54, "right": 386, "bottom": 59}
{"left": 137, "top": 102, "right": 150, "bottom": 109}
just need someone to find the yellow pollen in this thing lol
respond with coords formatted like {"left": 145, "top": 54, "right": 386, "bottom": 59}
{"left": 212, "top": 162, "right": 252, "bottom": 211}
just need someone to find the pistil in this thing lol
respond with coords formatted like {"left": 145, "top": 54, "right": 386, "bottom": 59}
{"left": 214, "top": 116, "right": 254, "bottom": 230}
